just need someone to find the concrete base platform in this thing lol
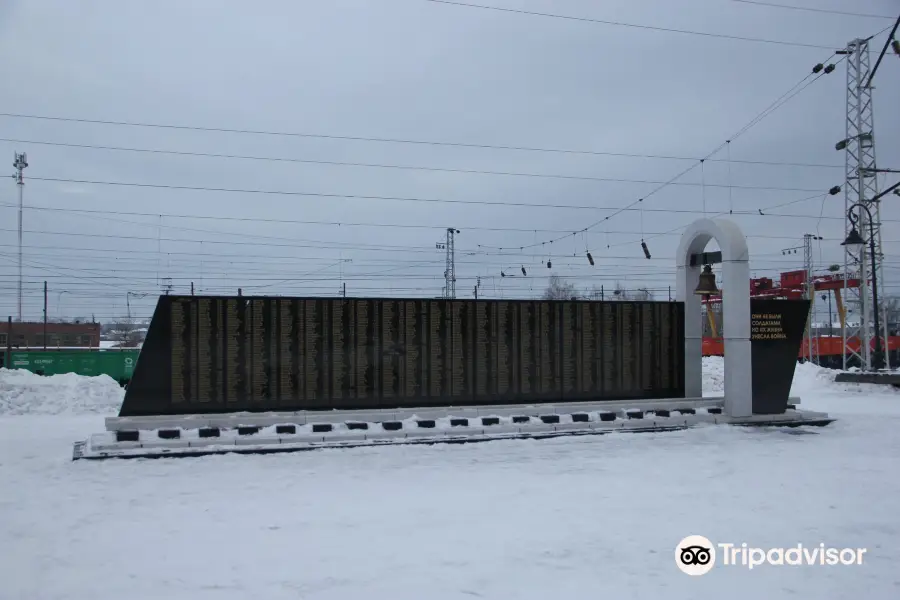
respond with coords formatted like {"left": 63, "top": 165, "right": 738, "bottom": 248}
{"left": 71, "top": 397, "right": 833, "bottom": 461}
{"left": 834, "top": 371, "right": 900, "bottom": 387}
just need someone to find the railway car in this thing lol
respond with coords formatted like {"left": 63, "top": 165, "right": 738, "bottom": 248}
{"left": 0, "top": 348, "right": 140, "bottom": 387}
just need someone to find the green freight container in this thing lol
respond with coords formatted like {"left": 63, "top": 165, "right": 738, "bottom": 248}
{"left": 3, "top": 349, "right": 141, "bottom": 386}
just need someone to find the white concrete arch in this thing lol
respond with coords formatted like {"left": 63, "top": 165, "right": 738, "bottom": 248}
{"left": 676, "top": 218, "right": 752, "bottom": 418}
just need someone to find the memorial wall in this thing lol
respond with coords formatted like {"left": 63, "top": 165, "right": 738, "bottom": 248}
{"left": 119, "top": 296, "right": 686, "bottom": 417}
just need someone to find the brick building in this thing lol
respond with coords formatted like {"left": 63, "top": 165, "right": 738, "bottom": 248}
{"left": 0, "top": 321, "right": 101, "bottom": 348}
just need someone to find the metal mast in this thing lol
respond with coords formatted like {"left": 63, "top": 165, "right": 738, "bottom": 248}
{"left": 13, "top": 152, "right": 28, "bottom": 322}
{"left": 838, "top": 38, "right": 884, "bottom": 370}
{"left": 446, "top": 228, "right": 458, "bottom": 299}
{"left": 436, "top": 228, "right": 459, "bottom": 299}
{"left": 803, "top": 233, "right": 822, "bottom": 364}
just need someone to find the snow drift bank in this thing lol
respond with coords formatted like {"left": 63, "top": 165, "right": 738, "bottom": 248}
{"left": 702, "top": 356, "right": 899, "bottom": 398}
{"left": 0, "top": 368, "right": 124, "bottom": 416}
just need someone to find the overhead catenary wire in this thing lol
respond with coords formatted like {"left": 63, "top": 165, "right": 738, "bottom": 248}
{"left": 599, "top": 11, "right": 894, "bottom": 265}
{"left": 0, "top": 226, "right": 883, "bottom": 254}
{"left": 727, "top": 0, "right": 896, "bottom": 20}
{"left": 606, "top": 188, "right": 835, "bottom": 249}
{"left": 0, "top": 136, "right": 846, "bottom": 171}
{"left": 19, "top": 174, "right": 840, "bottom": 204}
{"left": 421, "top": 0, "right": 837, "bottom": 49}
{"left": 3, "top": 200, "right": 883, "bottom": 228}
{"left": 2, "top": 257, "right": 869, "bottom": 287}
{"left": 483, "top": 51, "right": 844, "bottom": 253}
{"left": 0, "top": 116, "right": 843, "bottom": 169}
{"left": 3, "top": 42, "right": 894, "bottom": 317}
{"left": 0, "top": 244, "right": 840, "bottom": 269}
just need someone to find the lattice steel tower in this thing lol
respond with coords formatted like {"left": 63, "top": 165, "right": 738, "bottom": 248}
{"left": 437, "top": 228, "right": 459, "bottom": 299}
{"left": 838, "top": 38, "right": 886, "bottom": 370}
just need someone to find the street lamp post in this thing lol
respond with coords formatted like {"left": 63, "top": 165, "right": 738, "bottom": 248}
{"left": 842, "top": 203, "right": 883, "bottom": 370}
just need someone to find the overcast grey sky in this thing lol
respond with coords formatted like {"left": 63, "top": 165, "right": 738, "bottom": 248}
{"left": 0, "top": 0, "right": 898, "bottom": 322}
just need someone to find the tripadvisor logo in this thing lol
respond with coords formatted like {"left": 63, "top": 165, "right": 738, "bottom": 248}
{"left": 675, "top": 535, "right": 866, "bottom": 575}
{"left": 676, "top": 535, "right": 716, "bottom": 576}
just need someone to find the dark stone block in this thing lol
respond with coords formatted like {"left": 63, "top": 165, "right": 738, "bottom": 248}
{"left": 416, "top": 419, "right": 436, "bottom": 428}
{"left": 383, "top": 421, "right": 403, "bottom": 431}
{"left": 237, "top": 426, "right": 260, "bottom": 435}
{"left": 116, "top": 430, "right": 139, "bottom": 442}
{"left": 707, "top": 407, "right": 723, "bottom": 415}
{"left": 450, "top": 418, "right": 469, "bottom": 427}
{"left": 834, "top": 372, "right": 900, "bottom": 385}
{"left": 652, "top": 409, "right": 670, "bottom": 418}
{"left": 198, "top": 427, "right": 220, "bottom": 438}
{"left": 346, "top": 422, "right": 368, "bottom": 430}
{"left": 117, "top": 296, "right": 688, "bottom": 418}
{"left": 481, "top": 417, "right": 500, "bottom": 426}
{"left": 677, "top": 408, "right": 696, "bottom": 415}
{"left": 312, "top": 423, "right": 333, "bottom": 433}
{"left": 512, "top": 416, "right": 530, "bottom": 424}
{"left": 572, "top": 413, "right": 590, "bottom": 422}
{"left": 626, "top": 410, "right": 644, "bottom": 419}
{"left": 276, "top": 425, "right": 296, "bottom": 435}
{"left": 157, "top": 429, "right": 180, "bottom": 439}
{"left": 599, "top": 411, "right": 616, "bottom": 422}
{"left": 540, "top": 415, "right": 560, "bottom": 424}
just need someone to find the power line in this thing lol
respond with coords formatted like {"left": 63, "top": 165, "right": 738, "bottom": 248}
{"left": 606, "top": 191, "right": 825, "bottom": 249}
{"left": 0, "top": 243, "right": 672, "bottom": 263}
{"left": 0, "top": 227, "right": 477, "bottom": 255}
{"left": 1, "top": 253, "right": 831, "bottom": 279}
{"left": 0, "top": 227, "right": 862, "bottom": 255}
{"left": 421, "top": 0, "right": 836, "bottom": 49}
{"left": 587, "top": 27, "right": 895, "bottom": 256}
{"left": 727, "top": 0, "right": 895, "bottom": 19}
{"left": 0, "top": 150, "right": 836, "bottom": 192}
{"left": 0, "top": 137, "right": 845, "bottom": 182}
{"left": 0, "top": 245, "right": 818, "bottom": 267}
{"left": 486, "top": 51, "right": 844, "bottom": 252}
{"left": 16, "top": 176, "right": 842, "bottom": 214}
{"left": 0, "top": 114, "right": 841, "bottom": 168}
{"left": 3, "top": 199, "right": 885, "bottom": 231}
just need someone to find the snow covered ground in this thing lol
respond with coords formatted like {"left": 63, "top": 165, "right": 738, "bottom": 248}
{"left": 1, "top": 360, "right": 898, "bottom": 599}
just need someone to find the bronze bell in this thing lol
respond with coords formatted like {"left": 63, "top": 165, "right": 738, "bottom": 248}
{"left": 694, "top": 264, "right": 719, "bottom": 296}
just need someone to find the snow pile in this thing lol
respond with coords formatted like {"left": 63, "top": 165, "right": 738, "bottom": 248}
{"left": 701, "top": 355, "right": 898, "bottom": 398}
{"left": 701, "top": 356, "right": 725, "bottom": 395}
{"left": 0, "top": 368, "right": 124, "bottom": 416}
{"left": 792, "top": 361, "right": 900, "bottom": 399}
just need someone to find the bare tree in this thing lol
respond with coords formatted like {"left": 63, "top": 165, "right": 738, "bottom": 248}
{"left": 879, "top": 295, "right": 900, "bottom": 334}
{"left": 585, "top": 285, "right": 605, "bottom": 301}
{"left": 109, "top": 319, "right": 143, "bottom": 347}
{"left": 543, "top": 275, "right": 578, "bottom": 300}
{"left": 608, "top": 282, "right": 653, "bottom": 301}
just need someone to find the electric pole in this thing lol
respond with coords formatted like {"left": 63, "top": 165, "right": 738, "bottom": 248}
{"left": 436, "top": 228, "right": 460, "bottom": 299}
{"left": 836, "top": 38, "right": 886, "bottom": 371}
{"left": 43, "top": 281, "right": 47, "bottom": 350}
{"left": 13, "top": 152, "right": 28, "bottom": 322}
